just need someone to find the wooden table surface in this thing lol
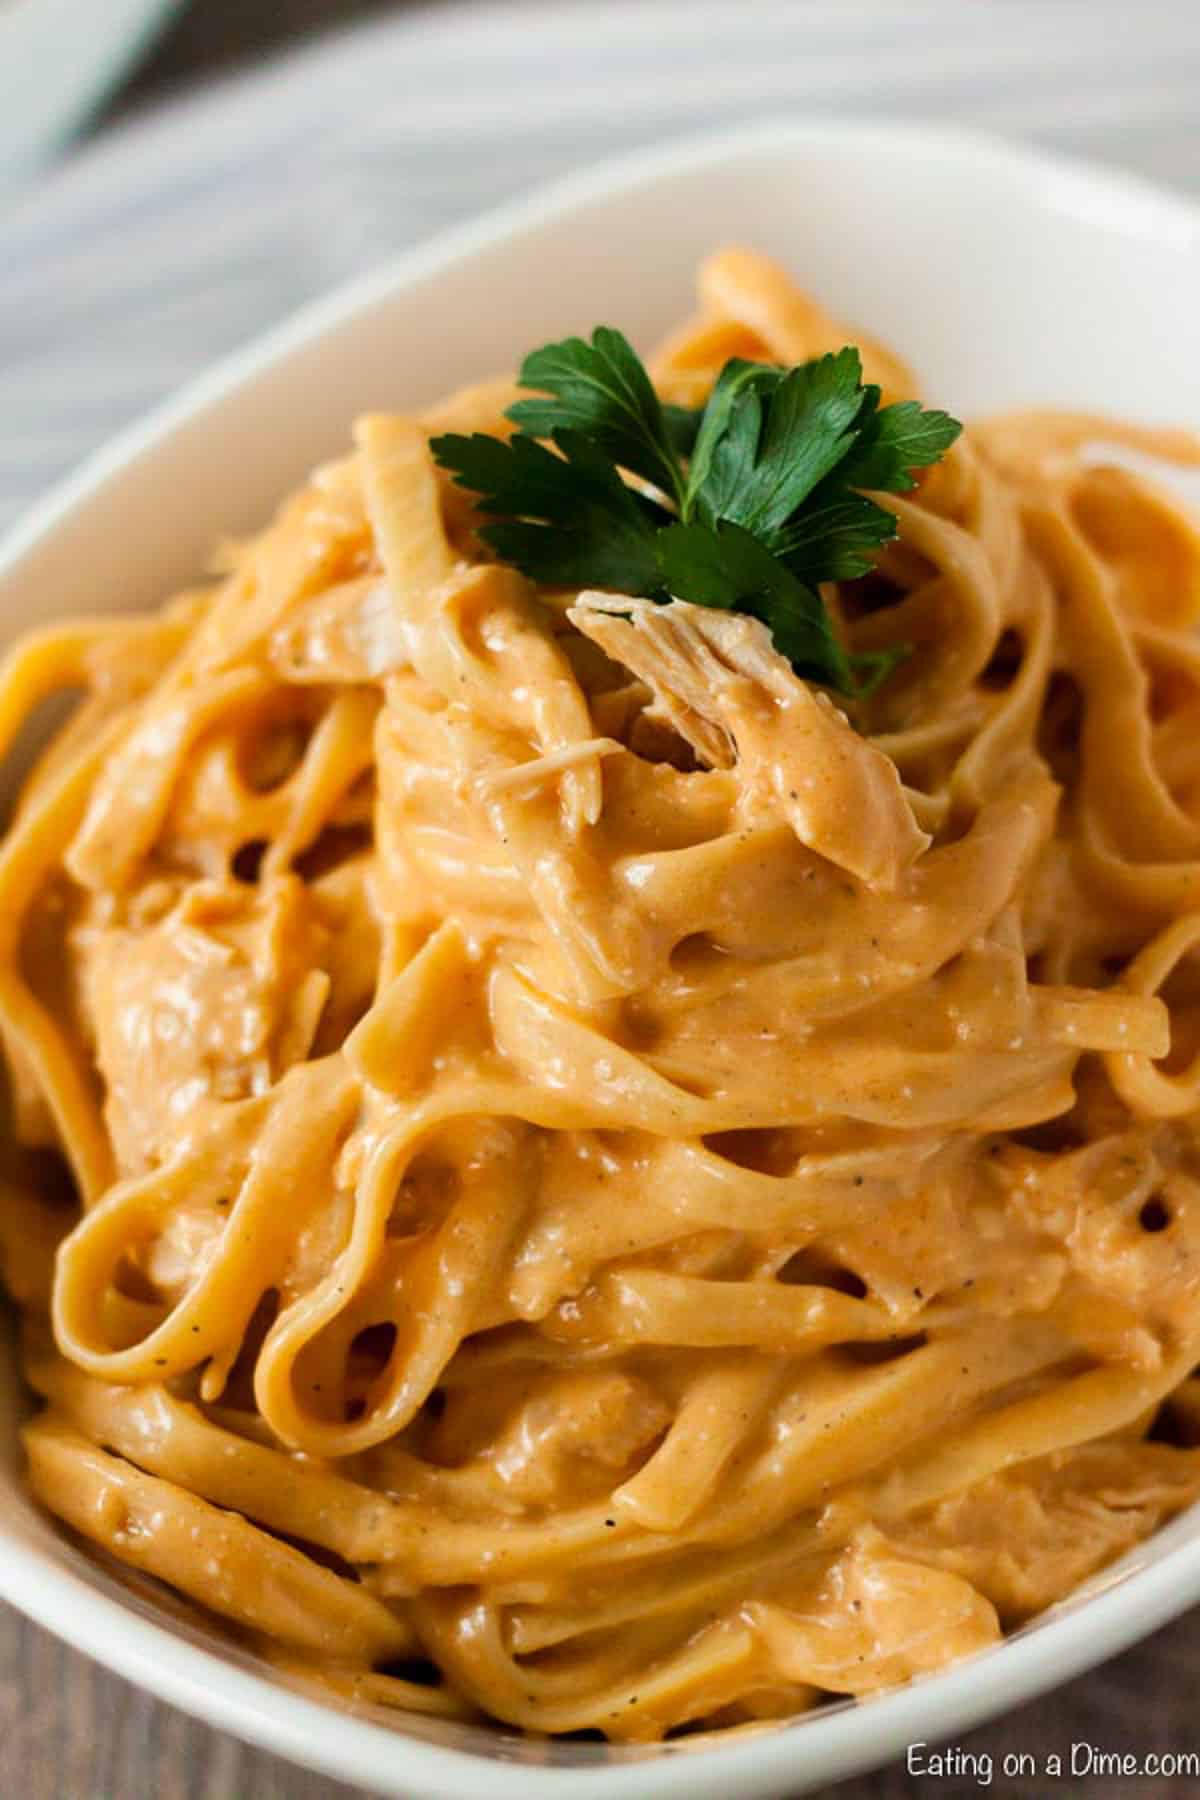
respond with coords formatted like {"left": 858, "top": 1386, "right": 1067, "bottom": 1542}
{"left": 4, "top": 2, "right": 1200, "bottom": 1793}
{"left": 5, "top": 1600, "right": 1197, "bottom": 1800}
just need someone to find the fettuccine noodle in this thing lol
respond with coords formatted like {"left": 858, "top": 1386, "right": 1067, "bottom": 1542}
{"left": 4, "top": 248, "right": 1200, "bottom": 1741}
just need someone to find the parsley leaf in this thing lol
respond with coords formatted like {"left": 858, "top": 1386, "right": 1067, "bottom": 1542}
{"left": 663, "top": 402, "right": 704, "bottom": 459}
{"left": 684, "top": 358, "right": 781, "bottom": 513}
{"left": 431, "top": 427, "right": 668, "bottom": 594}
{"left": 505, "top": 327, "right": 687, "bottom": 510}
{"left": 689, "top": 349, "right": 868, "bottom": 542}
{"left": 850, "top": 643, "right": 914, "bottom": 696}
{"left": 772, "top": 491, "right": 897, "bottom": 584}
{"left": 658, "top": 519, "right": 853, "bottom": 690}
{"left": 834, "top": 397, "right": 962, "bottom": 493}
{"left": 429, "top": 323, "right": 961, "bottom": 699}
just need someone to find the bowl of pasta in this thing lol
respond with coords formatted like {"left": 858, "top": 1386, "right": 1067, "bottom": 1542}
{"left": 0, "top": 118, "right": 1199, "bottom": 1799}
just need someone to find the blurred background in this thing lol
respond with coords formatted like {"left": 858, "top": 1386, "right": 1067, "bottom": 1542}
{"left": 1, "top": 3, "right": 1200, "bottom": 1797}
{"left": 2, "top": 0, "right": 1200, "bottom": 544}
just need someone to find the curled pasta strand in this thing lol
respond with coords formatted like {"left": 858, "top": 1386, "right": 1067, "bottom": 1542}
{"left": 256, "top": 1115, "right": 528, "bottom": 1454}
{"left": 53, "top": 1064, "right": 355, "bottom": 1379}
{"left": 1106, "top": 911, "right": 1200, "bottom": 1117}
{"left": 24, "top": 1418, "right": 411, "bottom": 1663}
{"left": 0, "top": 720, "right": 127, "bottom": 1199}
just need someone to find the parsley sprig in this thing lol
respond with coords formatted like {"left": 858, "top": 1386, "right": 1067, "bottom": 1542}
{"left": 431, "top": 330, "right": 960, "bottom": 696}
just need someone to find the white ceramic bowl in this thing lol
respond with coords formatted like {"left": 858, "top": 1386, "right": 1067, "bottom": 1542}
{"left": 1, "top": 119, "right": 1199, "bottom": 1799}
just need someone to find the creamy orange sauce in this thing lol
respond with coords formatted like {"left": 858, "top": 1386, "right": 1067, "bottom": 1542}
{"left": 2, "top": 249, "right": 1200, "bottom": 1739}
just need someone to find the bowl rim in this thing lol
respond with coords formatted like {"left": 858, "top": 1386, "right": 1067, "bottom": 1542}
{"left": 2, "top": 113, "right": 1200, "bottom": 1799}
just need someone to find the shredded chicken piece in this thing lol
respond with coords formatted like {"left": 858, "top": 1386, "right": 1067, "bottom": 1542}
{"left": 748, "top": 1526, "right": 1000, "bottom": 1694}
{"left": 884, "top": 1441, "right": 1200, "bottom": 1622}
{"left": 76, "top": 875, "right": 330, "bottom": 1173}
{"left": 269, "top": 577, "right": 410, "bottom": 684}
{"left": 423, "top": 1357, "right": 671, "bottom": 1487}
{"left": 569, "top": 594, "right": 929, "bottom": 890}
